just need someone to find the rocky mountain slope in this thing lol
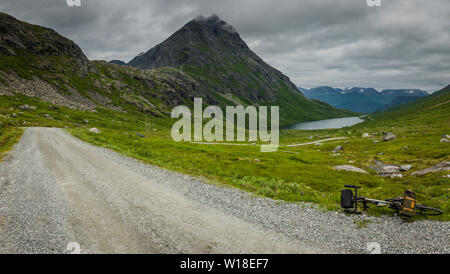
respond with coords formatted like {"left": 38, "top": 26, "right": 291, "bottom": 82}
{"left": 0, "top": 13, "right": 353, "bottom": 125}
{"left": 0, "top": 12, "right": 213, "bottom": 117}
{"left": 128, "top": 15, "right": 353, "bottom": 124}
{"left": 301, "top": 86, "right": 429, "bottom": 113}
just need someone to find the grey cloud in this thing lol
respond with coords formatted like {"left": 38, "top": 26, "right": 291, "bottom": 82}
{"left": 0, "top": 0, "right": 449, "bottom": 92}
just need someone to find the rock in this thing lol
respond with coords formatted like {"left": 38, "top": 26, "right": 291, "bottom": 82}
{"left": 373, "top": 140, "right": 380, "bottom": 143}
{"left": 412, "top": 161, "right": 450, "bottom": 176}
{"left": 44, "top": 114, "right": 52, "bottom": 119}
{"left": 440, "top": 138, "right": 450, "bottom": 143}
{"left": 362, "top": 133, "right": 369, "bottom": 138}
{"left": 378, "top": 152, "right": 384, "bottom": 155}
{"left": 333, "top": 146, "right": 343, "bottom": 153}
{"left": 11, "top": 113, "right": 17, "bottom": 117}
{"left": 349, "top": 160, "right": 355, "bottom": 163}
{"left": 390, "top": 174, "right": 403, "bottom": 178}
{"left": 371, "top": 160, "right": 401, "bottom": 175}
{"left": 83, "top": 119, "right": 89, "bottom": 124}
{"left": 331, "top": 153, "right": 341, "bottom": 157}
{"left": 89, "top": 128, "right": 101, "bottom": 134}
{"left": 29, "top": 106, "right": 36, "bottom": 110}
{"left": 315, "top": 143, "right": 323, "bottom": 146}
{"left": 308, "top": 136, "right": 314, "bottom": 140}
{"left": 254, "top": 159, "right": 261, "bottom": 162}
{"left": 442, "top": 134, "right": 450, "bottom": 139}
{"left": 18, "top": 104, "right": 31, "bottom": 111}
{"left": 400, "top": 165, "right": 413, "bottom": 171}
{"left": 382, "top": 132, "right": 396, "bottom": 142}
{"left": 333, "top": 165, "right": 367, "bottom": 174}
{"left": 380, "top": 165, "right": 400, "bottom": 174}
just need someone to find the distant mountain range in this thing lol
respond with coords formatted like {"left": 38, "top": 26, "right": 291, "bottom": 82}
{"left": 299, "top": 86, "right": 429, "bottom": 113}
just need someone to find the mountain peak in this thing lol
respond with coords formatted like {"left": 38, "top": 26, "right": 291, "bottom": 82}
{"left": 127, "top": 16, "right": 351, "bottom": 123}
{"left": 188, "top": 15, "right": 238, "bottom": 34}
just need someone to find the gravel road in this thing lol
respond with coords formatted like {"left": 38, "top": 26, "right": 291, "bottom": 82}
{"left": 0, "top": 128, "right": 448, "bottom": 254}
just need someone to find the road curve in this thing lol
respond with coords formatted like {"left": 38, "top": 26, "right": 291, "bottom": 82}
{"left": 0, "top": 128, "right": 319, "bottom": 254}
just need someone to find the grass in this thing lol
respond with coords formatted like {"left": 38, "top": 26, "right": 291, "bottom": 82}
{"left": 0, "top": 121, "right": 23, "bottom": 161}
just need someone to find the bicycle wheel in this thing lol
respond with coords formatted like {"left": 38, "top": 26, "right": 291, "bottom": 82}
{"left": 416, "top": 204, "right": 443, "bottom": 216}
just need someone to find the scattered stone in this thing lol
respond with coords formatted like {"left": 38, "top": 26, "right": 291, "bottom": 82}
{"left": 333, "top": 165, "right": 367, "bottom": 174}
{"left": 44, "top": 114, "right": 52, "bottom": 119}
{"left": 444, "top": 175, "right": 450, "bottom": 178}
{"left": 371, "top": 160, "right": 400, "bottom": 175}
{"left": 29, "top": 106, "right": 36, "bottom": 110}
{"left": 332, "top": 146, "right": 343, "bottom": 153}
{"left": 254, "top": 159, "right": 261, "bottom": 162}
{"left": 308, "top": 136, "right": 314, "bottom": 140}
{"left": 331, "top": 153, "right": 341, "bottom": 157}
{"left": 83, "top": 119, "right": 89, "bottom": 124}
{"left": 315, "top": 143, "right": 323, "bottom": 146}
{"left": 18, "top": 104, "right": 31, "bottom": 111}
{"left": 373, "top": 140, "right": 380, "bottom": 143}
{"left": 380, "top": 165, "right": 400, "bottom": 174}
{"left": 89, "top": 128, "right": 101, "bottom": 134}
{"left": 440, "top": 138, "right": 450, "bottom": 143}
{"left": 442, "top": 134, "right": 450, "bottom": 139}
{"left": 390, "top": 174, "right": 403, "bottom": 178}
{"left": 378, "top": 152, "right": 384, "bottom": 155}
{"left": 382, "top": 132, "right": 396, "bottom": 142}
{"left": 348, "top": 160, "right": 355, "bottom": 163}
{"left": 400, "top": 165, "right": 413, "bottom": 171}
{"left": 11, "top": 113, "right": 17, "bottom": 117}
{"left": 412, "top": 161, "right": 450, "bottom": 176}
{"left": 362, "top": 133, "right": 369, "bottom": 138}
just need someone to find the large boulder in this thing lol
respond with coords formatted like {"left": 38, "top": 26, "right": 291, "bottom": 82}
{"left": 89, "top": 128, "right": 101, "bottom": 134}
{"left": 382, "top": 132, "right": 396, "bottom": 142}
{"left": 412, "top": 161, "right": 450, "bottom": 176}
{"left": 333, "top": 165, "right": 367, "bottom": 174}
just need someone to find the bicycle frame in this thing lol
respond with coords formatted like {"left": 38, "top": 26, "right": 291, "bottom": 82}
{"left": 341, "top": 185, "right": 394, "bottom": 214}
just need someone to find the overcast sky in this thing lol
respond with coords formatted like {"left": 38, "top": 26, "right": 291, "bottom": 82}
{"left": 1, "top": 0, "right": 449, "bottom": 92}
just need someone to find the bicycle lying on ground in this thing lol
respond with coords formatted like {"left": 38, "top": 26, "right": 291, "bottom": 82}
{"left": 341, "top": 185, "right": 443, "bottom": 219}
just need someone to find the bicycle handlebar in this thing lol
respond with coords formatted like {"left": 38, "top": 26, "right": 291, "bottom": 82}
{"left": 344, "top": 185, "right": 361, "bottom": 189}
